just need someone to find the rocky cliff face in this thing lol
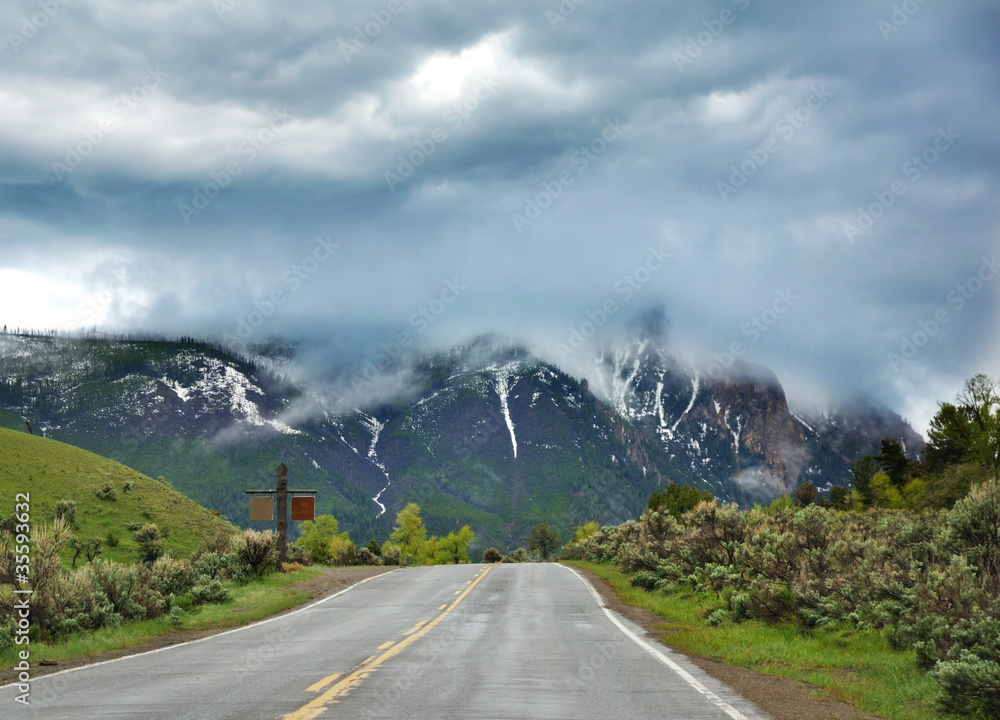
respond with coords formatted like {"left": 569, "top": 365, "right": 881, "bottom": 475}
{"left": 587, "top": 335, "right": 923, "bottom": 503}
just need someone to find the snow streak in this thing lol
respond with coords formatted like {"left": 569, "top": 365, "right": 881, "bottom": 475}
{"left": 494, "top": 364, "right": 519, "bottom": 459}
{"left": 359, "top": 413, "right": 391, "bottom": 515}
{"left": 671, "top": 372, "right": 699, "bottom": 432}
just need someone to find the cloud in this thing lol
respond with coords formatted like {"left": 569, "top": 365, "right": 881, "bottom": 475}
{"left": 1, "top": 0, "right": 998, "bottom": 436}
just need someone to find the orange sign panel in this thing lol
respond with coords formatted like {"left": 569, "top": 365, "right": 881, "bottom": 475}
{"left": 290, "top": 496, "right": 315, "bottom": 521}
{"left": 249, "top": 496, "right": 273, "bottom": 522}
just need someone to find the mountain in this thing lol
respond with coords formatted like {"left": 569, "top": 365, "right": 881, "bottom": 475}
{"left": 0, "top": 426, "right": 235, "bottom": 562}
{"left": 591, "top": 334, "right": 924, "bottom": 503}
{"left": 0, "top": 331, "right": 922, "bottom": 553}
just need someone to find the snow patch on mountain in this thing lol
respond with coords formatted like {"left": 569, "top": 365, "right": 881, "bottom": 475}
{"left": 359, "top": 412, "right": 391, "bottom": 515}
{"left": 672, "top": 372, "right": 699, "bottom": 432}
{"left": 494, "top": 363, "right": 519, "bottom": 459}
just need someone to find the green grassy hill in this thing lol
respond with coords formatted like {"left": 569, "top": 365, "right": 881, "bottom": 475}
{"left": 0, "top": 427, "right": 235, "bottom": 563}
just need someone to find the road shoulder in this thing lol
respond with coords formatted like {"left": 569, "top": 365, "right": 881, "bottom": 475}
{"left": 0, "top": 566, "right": 392, "bottom": 687}
{"left": 570, "top": 563, "right": 878, "bottom": 720}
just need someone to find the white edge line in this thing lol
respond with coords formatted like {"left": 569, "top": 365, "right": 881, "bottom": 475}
{"left": 0, "top": 568, "right": 401, "bottom": 690}
{"left": 559, "top": 564, "right": 751, "bottom": 720}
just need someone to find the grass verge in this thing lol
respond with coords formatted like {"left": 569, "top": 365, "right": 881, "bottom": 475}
{"left": 0, "top": 568, "right": 321, "bottom": 673}
{"left": 569, "top": 560, "right": 948, "bottom": 720}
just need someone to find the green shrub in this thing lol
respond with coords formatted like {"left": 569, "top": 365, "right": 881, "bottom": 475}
{"left": 88, "top": 559, "right": 146, "bottom": 621}
{"left": 134, "top": 524, "right": 164, "bottom": 564}
{"left": 705, "top": 609, "right": 727, "bottom": 627}
{"left": 0, "top": 623, "right": 13, "bottom": 653}
{"left": 482, "top": 547, "right": 503, "bottom": 563}
{"left": 192, "top": 579, "right": 230, "bottom": 605}
{"left": 191, "top": 551, "right": 236, "bottom": 581}
{"left": 353, "top": 547, "right": 382, "bottom": 566}
{"left": 380, "top": 543, "right": 402, "bottom": 566}
{"left": 630, "top": 570, "right": 659, "bottom": 591}
{"left": 934, "top": 651, "right": 1000, "bottom": 718}
{"left": 285, "top": 544, "right": 311, "bottom": 566}
{"left": 145, "top": 556, "right": 195, "bottom": 597}
{"left": 167, "top": 606, "right": 187, "bottom": 628}
{"left": 172, "top": 592, "right": 195, "bottom": 611}
{"left": 96, "top": 483, "right": 117, "bottom": 501}
{"left": 230, "top": 529, "right": 278, "bottom": 578}
{"left": 54, "top": 499, "right": 77, "bottom": 526}
{"left": 106, "top": 530, "right": 120, "bottom": 548}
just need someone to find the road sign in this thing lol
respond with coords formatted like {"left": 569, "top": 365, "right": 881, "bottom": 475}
{"left": 249, "top": 496, "right": 273, "bottom": 522}
{"left": 290, "top": 496, "right": 315, "bottom": 521}
{"left": 245, "top": 464, "right": 318, "bottom": 562}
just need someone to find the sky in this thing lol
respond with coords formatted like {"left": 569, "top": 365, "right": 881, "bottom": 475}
{"left": 0, "top": 0, "right": 998, "bottom": 435}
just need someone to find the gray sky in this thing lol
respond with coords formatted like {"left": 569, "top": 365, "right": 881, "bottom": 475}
{"left": 1, "top": 0, "right": 998, "bottom": 434}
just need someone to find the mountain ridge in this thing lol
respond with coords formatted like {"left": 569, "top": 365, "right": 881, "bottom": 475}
{"left": 0, "top": 331, "right": 922, "bottom": 552}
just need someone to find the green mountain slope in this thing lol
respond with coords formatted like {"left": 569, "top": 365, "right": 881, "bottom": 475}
{"left": 0, "top": 428, "right": 235, "bottom": 562}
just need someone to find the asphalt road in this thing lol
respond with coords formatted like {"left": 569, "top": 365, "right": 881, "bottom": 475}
{"left": 1, "top": 564, "right": 771, "bottom": 719}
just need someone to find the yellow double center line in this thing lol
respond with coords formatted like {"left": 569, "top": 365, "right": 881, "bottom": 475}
{"left": 283, "top": 566, "right": 493, "bottom": 720}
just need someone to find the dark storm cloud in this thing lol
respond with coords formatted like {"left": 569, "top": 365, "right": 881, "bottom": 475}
{"left": 0, "top": 0, "right": 998, "bottom": 432}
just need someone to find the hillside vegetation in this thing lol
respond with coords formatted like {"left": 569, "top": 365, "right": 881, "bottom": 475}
{"left": 0, "top": 428, "right": 234, "bottom": 563}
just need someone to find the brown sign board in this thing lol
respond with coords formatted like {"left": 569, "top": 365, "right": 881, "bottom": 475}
{"left": 290, "top": 496, "right": 315, "bottom": 522}
{"left": 249, "top": 496, "right": 274, "bottom": 522}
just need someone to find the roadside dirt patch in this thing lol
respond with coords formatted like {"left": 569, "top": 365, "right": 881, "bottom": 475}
{"left": 573, "top": 565, "right": 879, "bottom": 720}
{"left": 0, "top": 566, "right": 392, "bottom": 687}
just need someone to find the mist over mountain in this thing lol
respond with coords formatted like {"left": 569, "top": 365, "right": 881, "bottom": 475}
{"left": 0, "top": 329, "right": 921, "bottom": 552}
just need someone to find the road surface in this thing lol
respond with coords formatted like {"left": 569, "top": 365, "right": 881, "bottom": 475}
{"left": 2, "top": 563, "right": 771, "bottom": 719}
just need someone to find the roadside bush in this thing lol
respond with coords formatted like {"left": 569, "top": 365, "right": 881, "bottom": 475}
{"left": 380, "top": 543, "right": 402, "bottom": 566}
{"left": 145, "top": 556, "right": 196, "bottom": 597}
{"left": 191, "top": 579, "right": 230, "bottom": 606}
{"left": 576, "top": 478, "right": 1000, "bottom": 718}
{"left": 353, "top": 547, "right": 382, "bottom": 566}
{"left": 230, "top": 529, "right": 278, "bottom": 578}
{"left": 88, "top": 559, "right": 147, "bottom": 621}
{"left": 134, "top": 524, "right": 164, "bottom": 564}
{"left": 511, "top": 548, "right": 530, "bottom": 563}
{"left": 630, "top": 570, "right": 659, "bottom": 591}
{"left": 190, "top": 551, "right": 234, "bottom": 581}
{"left": 286, "top": 544, "right": 311, "bottom": 566}
{"left": 482, "top": 547, "right": 503, "bottom": 563}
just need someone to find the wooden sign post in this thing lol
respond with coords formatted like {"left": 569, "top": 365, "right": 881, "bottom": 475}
{"left": 245, "top": 463, "right": 317, "bottom": 562}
